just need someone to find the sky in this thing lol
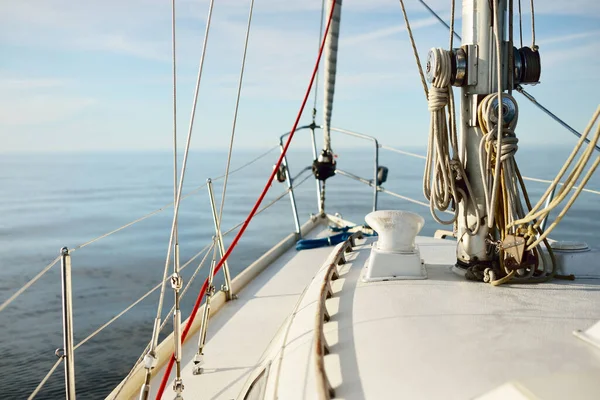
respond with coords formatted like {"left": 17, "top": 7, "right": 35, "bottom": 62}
{"left": 0, "top": 0, "right": 599, "bottom": 152}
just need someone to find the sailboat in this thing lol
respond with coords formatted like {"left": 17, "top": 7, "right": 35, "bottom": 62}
{"left": 4, "top": 0, "right": 600, "bottom": 399}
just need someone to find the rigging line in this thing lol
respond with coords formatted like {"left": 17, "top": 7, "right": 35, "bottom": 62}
{"left": 74, "top": 242, "right": 213, "bottom": 351}
{"left": 0, "top": 256, "right": 59, "bottom": 313}
{"left": 487, "top": 0, "right": 505, "bottom": 229}
{"left": 530, "top": 0, "right": 536, "bottom": 48}
{"left": 217, "top": 0, "right": 255, "bottom": 236}
{"left": 172, "top": 0, "right": 179, "bottom": 252}
{"left": 154, "top": 3, "right": 339, "bottom": 397}
{"left": 417, "top": 0, "right": 461, "bottom": 41}
{"left": 335, "top": 168, "right": 453, "bottom": 213}
{"left": 171, "top": 0, "right": 182, "bottom": 384}
{"left": 521, "top": 176, "right": 600, "bottom": 196}
{"left": 508, "top": 0, "right": 514, "bottom": 95}
{"left": 379, "top": 144, "right": 427, "bottom": 159}
{"left": 115, "top": 177, "right": 307, "bottom": 399}
{"left": 111, "top": 238, "right": 216, "bottom": 400}
{"left": 147, "top": 0, "right": 217, "bottom": 383}
{"left": 380, "top": 142, "right": 600, "bottom": 196}
{"left": 312, "top": 0, "right": 326, "bottom": 115}
{"left": 515, "top": 86, "right": 600, "bottom": 152}
{"left": 518, "top": 0, "right": 523, "bottom": 47}
{"left": 221, "top": 172, "right": 313, "bottom": 237}
{"left": 449, "top": 0, "right": 456, "bottom": 50}
{"left": 398, "top": 0, "right": 429, "bottom": 99}
{"left": 27, "top": 358, "right": 62, "bottom": 400}
{"left": 32, "top": 243, "right": 215, "bottom": 400}
{"left": 0, "top": 147, "right": 277, "bottom": 315}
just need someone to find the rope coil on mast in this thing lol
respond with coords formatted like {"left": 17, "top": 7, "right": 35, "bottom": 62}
{"left": 423, "top": 48, "right": 480, "bottom": 235}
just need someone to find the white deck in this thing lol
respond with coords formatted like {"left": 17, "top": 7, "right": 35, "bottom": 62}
{"left": 145, "top": 221, "right": 337, "bottom": 400}
{"left": 129, "top": 228, "right": 600, "bottom": 399}
{"left": 319, "top": 237, "right": 600, "bottom": 399}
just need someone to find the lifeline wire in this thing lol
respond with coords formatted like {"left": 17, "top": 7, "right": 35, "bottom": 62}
{"left": 28, "top": 242, "right": 214, "bottom": 399}
{"left": 0, "top": 145, "right": 276, "bottom": 316}
{"left": 217, "top": 0, "right": 256, "bottom": 230}
{"left": 154, "top": 2, "right": 339, "bottom": 397}
{"left": 143, "top": 0, "right": 217, "bottom": 397}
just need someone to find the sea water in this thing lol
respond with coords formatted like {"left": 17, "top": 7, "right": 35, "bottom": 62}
{"left": 1, "top": 146, "right": 598, "bottom": 399}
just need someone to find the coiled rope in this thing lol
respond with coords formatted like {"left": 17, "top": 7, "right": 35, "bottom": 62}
{"left": 511, "top": 106, "right": 600, "bottom": 251}
{"left": 424, "top": 48, "right": 480, "bottom": 235}
{"left": 478, "top": 93, "right": 524, "bottom": 231}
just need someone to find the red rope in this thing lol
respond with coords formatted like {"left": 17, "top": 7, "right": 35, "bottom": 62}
{"left": 154, "top": 2, "right": 338, "bottom": 398}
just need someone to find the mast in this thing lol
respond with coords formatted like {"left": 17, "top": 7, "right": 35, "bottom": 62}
{"left": 456, "top": 0, "right": 507, "bottom": 266}
{"left": 322, "top": 0, "right": 342, "bottom": 152}
{"left": 313, "top": 0, "right": 342, "bottom": 214}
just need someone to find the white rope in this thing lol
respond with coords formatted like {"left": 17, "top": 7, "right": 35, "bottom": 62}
{"left": 489, "top": 0, "right": 505, "bottom": 230}
{"left": 512, "top": 107, "right": 600, "bottom": 249}
{"left": 477, "top": 93, "right": 522, "bottom": 229}
{"left": 530, "top": 0, "right": 536, "bottom": 49}
{"left": 423, "top": 48, "right": 480, "bottom": 234}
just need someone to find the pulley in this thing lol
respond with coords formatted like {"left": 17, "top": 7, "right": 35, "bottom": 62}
{"left": 513, "top": 46, "right": 541, "bottom": 86}
{"left": 312, "top": 149, "right": 336, "bottom": 181}
{"left": 274, "top": 164, "right": 287, "bottom": 183}
{"left": 488, "top": 95, "right": 518, "bottom": 126}
{"left": 376, "top": 166, "right": 388, "bottom": 185}
{"left": 425, "top": 47, "right": 467, "bottom": 87}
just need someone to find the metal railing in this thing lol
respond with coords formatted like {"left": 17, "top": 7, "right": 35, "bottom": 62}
{"left": 1, "top": 142, "right": 315, "bottom": 399}
{"left": 5, "top": 123, "right": 600, "bottom": 399}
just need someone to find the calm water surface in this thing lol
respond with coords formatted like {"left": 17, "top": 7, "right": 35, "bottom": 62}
{"left": 1, "top": 146, "right": 598, "bottom": 399}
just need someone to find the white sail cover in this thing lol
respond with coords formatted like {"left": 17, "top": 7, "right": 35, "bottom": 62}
{"left": 323, "top": 0, "right": 342, "bottom": 151}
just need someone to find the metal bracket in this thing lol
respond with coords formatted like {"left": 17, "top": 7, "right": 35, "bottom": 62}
{"left": 206, "top": 179, "right": 234, "bottom": 301}
{"left": 465, "top": 44, "right": 478, "bottom": 86}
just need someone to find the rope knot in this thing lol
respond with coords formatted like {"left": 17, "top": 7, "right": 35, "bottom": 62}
{"left": 428, "top": 86, "right": 449, "bottom": 111}
{"left": 449, "top": 159, "right": 463, "bottom": 180}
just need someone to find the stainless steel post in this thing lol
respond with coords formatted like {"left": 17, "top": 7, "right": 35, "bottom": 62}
{"left": 310, "top": 125, "right": 324, "bottom": 214}
{"left": 193, "top": 246, "right": 218, "bottom": 375}
{"left": 206, "top": 178, "right": 233, "bottom": 301}
{"left": 60, "top": 247, "right": 76, "bottom": 400}
{"left": 279, "top": 140, "right": 302, "bottom": 237}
